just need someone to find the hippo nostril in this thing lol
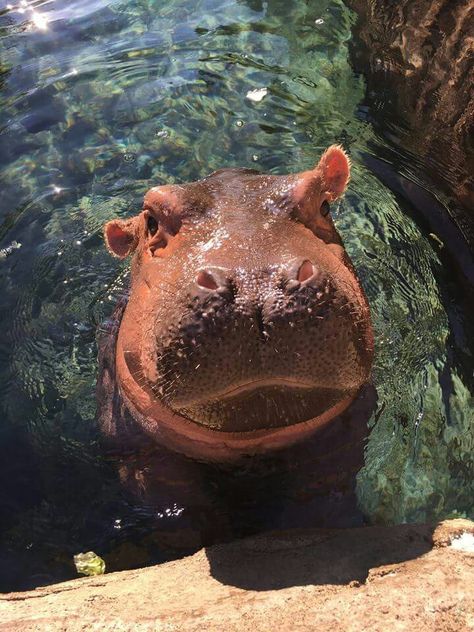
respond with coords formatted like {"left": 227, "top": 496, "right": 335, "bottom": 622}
{"left": 297, "top": 259, "right": 315, "bottom": 283}
{"left": 196, "top": 270, "right": 219, "bottom": 291}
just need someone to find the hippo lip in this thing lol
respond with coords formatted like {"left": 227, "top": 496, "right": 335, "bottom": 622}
{"left": 170, "top": 380, "right": 351, "bottom": 433}
{"left": 171, "top": 377, "right": 317, "bottom": 409}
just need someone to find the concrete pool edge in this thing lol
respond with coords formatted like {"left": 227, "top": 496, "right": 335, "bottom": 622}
{"left": 1, "top": 518, "right": 473, "bottom": 631}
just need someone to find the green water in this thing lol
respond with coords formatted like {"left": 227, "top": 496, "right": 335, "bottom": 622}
{"left": 0, "top": 0, "right": 472, "bottom": 590}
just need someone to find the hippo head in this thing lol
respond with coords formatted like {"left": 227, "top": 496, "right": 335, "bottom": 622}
{"left": 104, "top": 146, "right": 374, "bottom": 461}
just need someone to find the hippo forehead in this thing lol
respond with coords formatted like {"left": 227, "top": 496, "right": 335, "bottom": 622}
{"left": 147, "top": 168, "right": 297, "bottom": 222}
{"left": 203, "top": 167, "right": 290, "bottom": 198}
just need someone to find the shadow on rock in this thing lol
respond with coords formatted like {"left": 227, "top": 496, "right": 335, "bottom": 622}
{"left": 205, "top": 522, "right": 435, "bottom": 590}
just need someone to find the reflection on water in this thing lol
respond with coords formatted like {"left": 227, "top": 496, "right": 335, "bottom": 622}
{"left": 0, "top": 0, "right": 472, "bottom": 591}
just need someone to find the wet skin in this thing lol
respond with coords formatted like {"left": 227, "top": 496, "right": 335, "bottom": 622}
{"left": 100, "top": 145, "right": 374, "bottom": 462}
{"left": 97, "top": 146, "right": 375, "bottom": 541}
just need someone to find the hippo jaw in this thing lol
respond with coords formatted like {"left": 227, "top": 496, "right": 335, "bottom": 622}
{"left": 151, "top": 295, "right": 371, "bottom": 435}
{"left": 116, "top": 331, "right": 359, "bottom": 462}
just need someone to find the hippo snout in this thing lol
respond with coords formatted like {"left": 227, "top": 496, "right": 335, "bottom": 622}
{"left": 148, "top": 257, "right": 369, "bottom": 432}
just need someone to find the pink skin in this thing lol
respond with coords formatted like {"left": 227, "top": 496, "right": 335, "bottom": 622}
{"left": 102, "top": 146, "right": 374, "bottom": 463}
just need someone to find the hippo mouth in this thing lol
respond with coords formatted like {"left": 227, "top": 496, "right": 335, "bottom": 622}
{"left": 170, "top": 379, "right": 352, "bottom": 432}
{"left": 116, "top": 337, "right": 360, "bottom": 461}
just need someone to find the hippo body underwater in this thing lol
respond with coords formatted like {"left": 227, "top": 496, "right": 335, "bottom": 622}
{"left": 97, "top": 146, "right": 375, "bottom": 540}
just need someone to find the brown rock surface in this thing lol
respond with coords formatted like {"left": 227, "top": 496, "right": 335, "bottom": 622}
{"left": 1, "top": 519, "right": 473, "bottom": 631}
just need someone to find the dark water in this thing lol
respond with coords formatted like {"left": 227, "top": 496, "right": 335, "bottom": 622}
{"left": 0, "top": 0, "right": 472, "bottom": 592}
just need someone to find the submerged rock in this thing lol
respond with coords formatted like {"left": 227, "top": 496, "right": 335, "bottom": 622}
{"left": 347, "top": 0, "right": 474, "bottom": 244}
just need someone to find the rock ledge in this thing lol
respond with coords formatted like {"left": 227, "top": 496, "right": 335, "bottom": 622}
{"left": 1, "top": 519, "right": 473, "bottom": 631}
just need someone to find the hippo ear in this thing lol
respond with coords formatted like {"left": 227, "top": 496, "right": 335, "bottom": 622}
{"left": 292, "top": 145, "right": 350, "bottom": 210}
{"left": 316, "top": 145, "right": 350, "bottom": 201}
{"left": 104, "top": 217, "right": 140, "bottom": 259}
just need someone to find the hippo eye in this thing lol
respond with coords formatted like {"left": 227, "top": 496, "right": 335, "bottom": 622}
{"left": 147, "top": 215, "right": 159, "bottom": 236}
{"left": 320, "top": 200, "right": 330, "bottom": 217}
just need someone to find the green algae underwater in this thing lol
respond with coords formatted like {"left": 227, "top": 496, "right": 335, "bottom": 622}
{"left": 0, "top": 0, "right": 472, "bottom": 590}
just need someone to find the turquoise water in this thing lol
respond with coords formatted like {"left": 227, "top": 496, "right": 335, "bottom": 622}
{"left": 0, "top": 0, "right": 472, "bottom": 590}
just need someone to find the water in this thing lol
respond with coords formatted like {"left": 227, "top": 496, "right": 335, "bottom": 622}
{"left": 0, "top": 0, "right": 472, "bottom": 591}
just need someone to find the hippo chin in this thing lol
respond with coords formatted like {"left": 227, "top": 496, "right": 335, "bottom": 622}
{"left": 100, "top": 145, "right": 374, "bottom": 462}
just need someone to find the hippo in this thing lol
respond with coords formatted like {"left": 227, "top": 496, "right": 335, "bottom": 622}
{"left": 97, "top": 146, "right": 375, "bottom": 541}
